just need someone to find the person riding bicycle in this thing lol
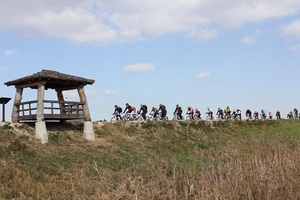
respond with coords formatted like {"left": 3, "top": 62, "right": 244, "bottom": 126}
{"left": 206, "top": 107, "right": 213, "bottom": 120}
{"left": 236, "top": 109, "right": 242, "bottom": 120}
{"left": 276, "top": 110, "right": 281, "bottom": 119}
{"left": 226, "top": 106, "right": 231, "bottom": 116}
{"left": 268, "top": 112, "right": 273, "bottom": 119}
{"left": 151, "top": 106, "right": 159, "bottom": 118}
{"left": 139, "top": 104, "right": 148, "bottom": 120}
{"left": 253, "top": 111, "right": 259, "bottom": 119}
{"left": 124, "top": 103, "right": 135, "bottom": 113}
{"left": 173, "top": 104, "right": 183, "bottom": 120}
{"left": 112, "top": 105, "right": 123, "bottom": 120}
{"left": 216, "top": 108, "right": 223, "bottom": 119}
{"left": 186, "top": 106, "right": 194, "bottom": 119}
{"left": 261, "top": 109, "right": 266, "bottom": 119}
{"left": 245, "top": 109, "right": 252, "bottom": 119}
{"left": 123, "top": 103, "right": 136, "bottom": 119}
{"left": 195, "top": 109, "right": 201, "bottom": 120}
{"left": 293, "top": 108, "right": 298, "bottom": 119}
{"left": 158, "top": 104, "right": 167, "bottom": 119}
{"left": 287, "top": 111, "right": 293, "bottom": 119}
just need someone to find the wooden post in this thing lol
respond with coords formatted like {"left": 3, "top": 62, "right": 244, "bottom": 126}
{"left": 77, "top": 86, "right": 91, "bottom": 121}
{"left": 77, "top": 85, "right": 94, "bottom": 141}
{"left": 56, "top": 89, "right": 65, "bottom": 122}
{"left": 35, "top": 81, "right": 48, "bottom": 143}
{"left": 12, "top": 87, "right": 23, "bottom": 123}
{"left": 36, "top": 82, "right": 45, "bottom": 122}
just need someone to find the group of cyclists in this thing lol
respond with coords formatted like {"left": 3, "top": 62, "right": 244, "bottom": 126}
{"left": 111, "top": 103, "right": 299, "bottom": 122}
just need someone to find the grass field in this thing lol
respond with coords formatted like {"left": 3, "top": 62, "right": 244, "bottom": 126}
{"left": 0, "top": 120, "right": 299, "bottom": 199}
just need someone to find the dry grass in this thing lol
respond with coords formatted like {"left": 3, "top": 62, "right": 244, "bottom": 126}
{"left": 0, "top": 120, "right": 299, "bottom": 199}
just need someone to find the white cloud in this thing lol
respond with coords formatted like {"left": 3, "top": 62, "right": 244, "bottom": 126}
{"left": 104, "top": 90, "right": 118, "bottom": 96}
{"left": 281, "top": 19, "right": 300, "bottom": 40}
{"left": 122, "top": 63, "right": 155, "bottom": 72}
{"left": 1, "top": 1, "right": 300, "bottom": 44}
{"left": 4, "top": 49, "right": 18, "bottom": 57}
{"left": 291, "top": 44, "right": 300, "bottom": 51}
{"left": 187, "top": 28, "right": 219, "bottom": 41}
{"left": 195, "top": 72, "right": 211, "bottom": 79}
{"left": 242, "top": 36, "right": 257, "bottom": 44}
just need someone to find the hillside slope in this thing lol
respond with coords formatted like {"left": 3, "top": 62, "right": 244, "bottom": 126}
{"left": 0, "top": 120, "right": 300, "bottom": 199}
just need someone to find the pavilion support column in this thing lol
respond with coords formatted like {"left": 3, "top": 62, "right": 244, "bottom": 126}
{"left": 56, "top": 89, "right": 65, "bottom": 123}
{"left": 35, "top": 81, "right": 48, "bottom": 144}
{"left": 77, "top": 85, "right": 94, "bottom": 141}
{"left": 12, "top": 87, "right": 23, "bottom": 123}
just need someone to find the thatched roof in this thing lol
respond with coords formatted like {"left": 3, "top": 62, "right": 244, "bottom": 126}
{"left": 4, "top": 69, "right": 95, "bottom": 90}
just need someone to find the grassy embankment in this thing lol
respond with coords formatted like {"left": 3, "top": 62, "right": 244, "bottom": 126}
{"left": 0, "top": 120, "right": 300, "bottom": 199}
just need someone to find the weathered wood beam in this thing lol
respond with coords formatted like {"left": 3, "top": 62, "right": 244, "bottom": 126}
{"left": 12, "top": 87, "right": 23, "bottom": 122}
{"left": 36, "top": 82, "right": 46, "bottom": 122}
{"left": 77, "top": 85, "right": 91, "bottom": 121}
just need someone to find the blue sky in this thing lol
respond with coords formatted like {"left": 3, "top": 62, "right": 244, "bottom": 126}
{"left": 1, "top": 0, "right": 300, "bottom": 121}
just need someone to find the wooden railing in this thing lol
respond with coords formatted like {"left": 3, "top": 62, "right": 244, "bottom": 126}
{"left": 16, "top": 100, "right": 85, "bottom": 121}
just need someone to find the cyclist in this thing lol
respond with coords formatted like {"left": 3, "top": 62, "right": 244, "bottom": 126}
{"left": 287, "top": 111, "right": 293, "bottom": 119}
{"left": 216, "top": 108, "right": 223, "bottom": 119}
{"left": 253, "top": 111, "right": 259, "bottom": 120}
{"left": 245, "top": 109, "right": 252, "bottom": 119}
{"left": 236, "top": 109, "right": 242, "bottom": 120}
{"left": 206, "top": 107, "right": 213, "bottom": 120}
{"left": 158, "top": 104, "right": 167, "bottom": 119}
{"left": 226, "top": 106, "right": 231, "bottom": 116}
{"left": 293, "top": 108, "right": 298, "bottom": 119}
{"left": 268, "top": 112, "right": 273, "bottom": 119}
{"left": 151, "top": 106, "right": 159, "bottom": 119}
{"left": 261, "top": 109, "right": 266, "bottom": 119}
{"left": 139, "top": 104, "right": 148, "bottom": 120}
{"left": 276, "top": 110, "right": 281, "bottom": 119}
{"left": 173, "top": 104, "right": 183, "bottom": 120}
{"left": 195, "top": 109, "right": 201, "bottom": 120}
{"left": 186, "top": 106, "right": 194, "bottom": 119}
{"left": 112, "top": 105, "right": 123, "bottom": 120}
{"left": 124, "top": 103, "right": 135, "bottom": 113}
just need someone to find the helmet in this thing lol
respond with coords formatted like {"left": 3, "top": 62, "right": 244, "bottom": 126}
{"left": 159, "top": 104, "right": 162, "bottom": 107}
{"left": 140, "top": 104, "right": 143, "bottom": 107}
{"left": 126, "top": 103, "right": 129, "bottom": 106}
{"left": 114, "top": 105, "right": 118, "bottom": 108}
{"left": 176, "top": 104, "right": 179, "bottom": 107}
{"left": 188, "top": 106, "right": 191, "bottom": 109}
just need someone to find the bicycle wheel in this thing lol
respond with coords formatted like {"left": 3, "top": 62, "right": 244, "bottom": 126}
{"left": 137, "top": 115, "right": 144, "bottom": 121}
{"left": 111, "top": 117, "right": 117, "bottom": 122}
{"left": 186, "top": 116, "right": 191, "bottom": 120}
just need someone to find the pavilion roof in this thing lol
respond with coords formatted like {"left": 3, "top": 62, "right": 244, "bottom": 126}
{"left": 4, "top": 69, "right": 95, "bottom": 90}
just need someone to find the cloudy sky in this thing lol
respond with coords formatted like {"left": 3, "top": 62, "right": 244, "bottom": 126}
{"left": 1, "top": 0, "right": 300, "bottom": 120}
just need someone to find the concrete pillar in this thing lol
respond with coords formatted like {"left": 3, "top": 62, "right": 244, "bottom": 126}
{"left": 83, "top": 121, "right": 95, "bottom": 141}
{"left": 35, "top": 121, "right": 48, "bottom": 144}
{"left": 35, "top": 82, "right": 48, "bottom": 143}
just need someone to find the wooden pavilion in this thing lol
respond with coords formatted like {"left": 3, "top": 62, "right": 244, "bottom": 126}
{"left": 4, "top": 69, "right": 95, "bottom": 143}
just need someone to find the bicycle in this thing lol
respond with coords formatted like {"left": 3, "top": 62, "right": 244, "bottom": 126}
{"left": 216, "top": 113, "right": 223, "bottom": 120}
{"left": 173, "top": 112, "right": 183, "bottom": 120}
{"left": 205, "top": 112, "right": 214, "bottom": 120}
{"left": 111, "top": 113, "right": 123, "bottom": 122}
{"left": 149, "top": 112, "right": 168, "bottom": 121}
{"left": 186, "top": 113, "right": 194, "bottom": 120}
{"left": 136, "top": 111, "right": 151, "bottom": 121}
{"left": 122, "top": 112, "right": 138, "bottom": 121}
